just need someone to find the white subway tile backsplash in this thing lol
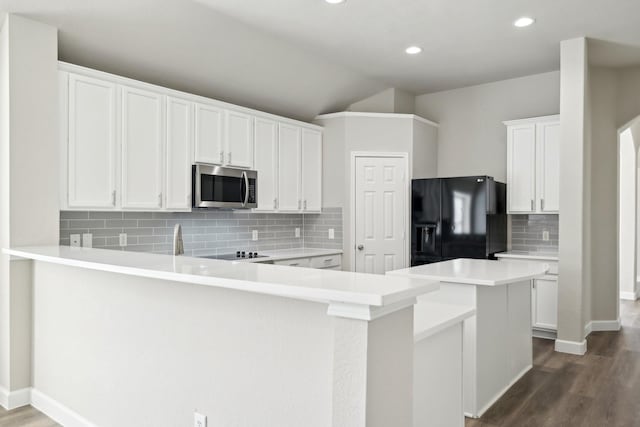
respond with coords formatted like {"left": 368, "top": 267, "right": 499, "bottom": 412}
{"left": 510, "top": 214, "right": 559, "bottom": 252}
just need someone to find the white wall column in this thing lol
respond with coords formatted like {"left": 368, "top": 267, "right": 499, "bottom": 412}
{"left": 620, "top": 127, "right": 638, "bottom": 300}
{"left": 329, "top": 303, "right": 414, "bottom": 427}
{"left": 0, "top": 14, "right": 58, "bottom": 407}
{"left": 556, "top": 37, "right": 589, "bottom": 355}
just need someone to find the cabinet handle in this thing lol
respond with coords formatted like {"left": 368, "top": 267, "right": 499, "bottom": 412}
{"left": 275, "top": 198, "right": 279, "bottom": 209}
{"left": 228, "top": 152, "right": 232, "bottom": 164}
{"left": 531, "top": 199, "right": 534, "bottom": 211}
{"left": 298, "top": 200, "right": 301, "bottom": 210}
{"left": 541, "top": 199, "right": 545, "bottom": 211}
{"left": 304, "top": 200, "right": 307, "bottom": 210}
{"left": 220, "top": 151, "right": 224, "bottom": 164}
{"left": 273, "top": 198, "right": 277, "bottom": 209}
{"left": 158, "top": 193, "right": 163, "bottom": 207}
{"left": 112, "top": 191, "right": 116, "bottom": 206}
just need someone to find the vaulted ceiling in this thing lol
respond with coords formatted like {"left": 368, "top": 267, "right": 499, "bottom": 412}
{"left": 2, "top": 0, "right": 640, "bottom": 121}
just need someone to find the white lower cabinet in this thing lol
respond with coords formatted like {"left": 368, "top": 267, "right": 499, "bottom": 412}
{"left": 532, "top": 276, "right": 558, "bottom": 330}
{"left": 274, "top": 258, "right": 311, "bottom": 268}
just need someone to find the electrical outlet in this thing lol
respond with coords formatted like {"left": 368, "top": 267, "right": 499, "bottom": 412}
{"left": 82, "top": 233, "right": 93, "bottom": 248}
{"left": 295, "top": 227, "right": 300, "bottom": 238}
{"left": 252, "top": 230, "right": 258, "bottom": 241}
{"left": 194, "top": 412, "right": 207, "bottom": 427}
{"left": 542, "top": 230, "right": 550, "bottom": 241}
{"left": 119, "top": 233, "right": 127, "bottom": 247}
{"left": 328, "top": 228, "right": 335, "bottom": 240}
{"left": 70, "top": 234, "right": 81, "bottom": 247}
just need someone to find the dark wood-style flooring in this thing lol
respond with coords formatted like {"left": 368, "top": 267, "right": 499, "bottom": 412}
{"left": 467, "top": 299, "right": 640, "bottom": 427}
{"left": 2, "top": 301, "right": 640, "bottom": 427}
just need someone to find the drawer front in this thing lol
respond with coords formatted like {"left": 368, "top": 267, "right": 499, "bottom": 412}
{"left": 310, "top": 254, "right": 342, "bottom": 269}
{"left": 498, "top": 258, "right": 558, "bottom": 275}
{"left": 274, "top": 258, "right": 310, "bottom": 268}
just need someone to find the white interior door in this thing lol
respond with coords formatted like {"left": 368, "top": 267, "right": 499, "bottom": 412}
{"left": 354, "top": 156, "right": 407, "bottom": 274}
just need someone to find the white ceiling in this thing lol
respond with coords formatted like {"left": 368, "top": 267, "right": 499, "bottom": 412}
{"left": 197, "top": 0, "right": 640, "bottom": 93}
{"left": 0, "top": 0, "right": 387, "bottom": 121}
{"left": 1, "top": 0, "right": 640, "bottom": 121}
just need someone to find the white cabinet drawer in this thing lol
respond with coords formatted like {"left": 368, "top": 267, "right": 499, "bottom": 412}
{"left": 310, "top": 255, "right": 341, "bottom": 269}
{"left": 274, "top": 258, "right": 310, "bottom": 268}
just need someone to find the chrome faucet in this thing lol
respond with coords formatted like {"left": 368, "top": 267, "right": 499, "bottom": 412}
{"left": 173, "top": 224, "right": 184, "bottom": 256}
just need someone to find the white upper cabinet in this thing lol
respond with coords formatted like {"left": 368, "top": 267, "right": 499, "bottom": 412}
{"left": 194, "top": 102, "right": 224, "bottom": 165}
{"left": 278, "top": 124, "right": 302, "bottom": 212}
{"left": 254, "top": 118, "right": 278, "bottom": 212}
{"left": 505, "top": 115, "right": 560, "bottom": 214}
{"left": 67, "top": 73, "right": 118, "bottom": 209}
{"left": 61, "top": 63, "right": 322, "bottom": 213}
{"left": 121, "top": 86, "right": 164, "bottom": 210}
{"left": 225, "top": 110, "right": 254, "bottom": 169}
{"left": 536, "top": 121, "right": 560, "bottom": 213}
{"left": 166, "top": 97, "right": 193, "bottom": 211}
{"left": 301, "top": 129, "right": 322, "bottom": 213}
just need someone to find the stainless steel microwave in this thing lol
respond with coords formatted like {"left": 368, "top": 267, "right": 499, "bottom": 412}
{"left": 192, "top": 164, "right": 257, "bottom": 209}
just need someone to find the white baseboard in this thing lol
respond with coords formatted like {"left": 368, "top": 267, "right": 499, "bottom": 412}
{"left": 591, "top": 319, "right": 621, "bottom": 332}
{"left": 620, "top": 291, "right": 639, "bottom": 301}
{"left": 0, "top": 386, "right": 31, "bottom": 410}
{"left": 31, "top": 389, "right": 97, "bottom": 427}
{"left": 533, "top": 328, "right": 557, "bottom": 340}
{"left": 555, "top": 339, "right": 587, "bottom": 355}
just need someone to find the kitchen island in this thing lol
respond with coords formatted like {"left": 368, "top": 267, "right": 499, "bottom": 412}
{"left": 388, "top": 258, "right": 549, "bottom": 418}
{"left": 5, "top": 246, "right": 439, "bottom": 427}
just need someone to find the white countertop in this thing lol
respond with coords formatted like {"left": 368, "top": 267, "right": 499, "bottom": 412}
{"left": 387, "top": 258, "right": 549, "bottom": 286}
{"left": 413, "top": 297, "right": 475, "bottom": 342}
{"left": 4, "top": 246, "right": 437, "bottom": 308}
{"left": 223, "top": 248, "right": 342, "bottom": 263}
{"left": 495, "top": 251, "right": 559, "bottom": 261}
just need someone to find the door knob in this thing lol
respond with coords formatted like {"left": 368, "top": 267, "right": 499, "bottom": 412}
{"left": 357, "top": 245, "right": 364, "bottom": 251}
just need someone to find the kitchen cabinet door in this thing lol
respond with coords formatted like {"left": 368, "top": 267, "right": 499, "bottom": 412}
{"left": 121, "top": 86, "right": 164, "bottom": 210}
{"left": 194, "top": 102, "right": 224, "bottom": 165}
{"left": 532, "top": 278, "right": 558, "bottom": 330}
{"left": 507, "top": 124, "right": 536, "bottom": 213}
{"left": 225, "top": 110, "right": 254, "bottom": 169}
{"left": 166, "top": 97, "right": 193, "bottom": 211}
{"left": 301, "top": 129, "right": 322, "bottom": 213}
{"left": 277, "top": 124, "right": 302, "bottom": 212}
{"left": 254, "top": 118, "right": 278, "bottom": 212}
{"left": 537, "top": 121, "right": 560, "bottom": 213}
{"left": 67, "top": 73, "right": 118, "bottom": 209}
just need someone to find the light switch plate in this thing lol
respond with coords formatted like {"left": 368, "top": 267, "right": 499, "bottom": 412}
{"left": 82, "top": 233, "right": 93, "bottom": 248}
{"left": 252, "top": 230, "right": 258, "bottom": 241}
{"left": 119, "top": 233, "right": 127, "bottom": 247}
{"left": 194, "top": 412, "right": 207, "bottom": 427}
{"left": 542, "top": 230, "right": 550, "bottom": 241}
{"left": 295, "top": 227, "right": 301, "bottom": 238}
{"left": 70, "top": 234, "right": 81, "bottom": 247}
{"left": 328, "top": 229, "right": 335, "bottom": 240}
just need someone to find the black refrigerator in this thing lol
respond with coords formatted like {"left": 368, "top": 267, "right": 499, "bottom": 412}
{"left": 411, "top": 176, "right": 507, "bottom": 266}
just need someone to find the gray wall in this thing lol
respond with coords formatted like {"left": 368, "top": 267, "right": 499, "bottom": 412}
{"left": 414, "top": 71, "right": 561, "bottom": 183}
{"left": 60, "top": 209, "right": 343, "bottom": 256}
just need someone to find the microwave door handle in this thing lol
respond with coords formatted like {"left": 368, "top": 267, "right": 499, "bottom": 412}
{"left": 241, "top": 171, "right": 249, "bottom": 207}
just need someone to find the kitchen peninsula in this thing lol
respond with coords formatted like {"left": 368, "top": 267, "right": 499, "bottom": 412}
{"left": 388, "top": 258, "right": 549, "bottom": 418}
{"left": 5, "top": 246, "right": 439, "bottom": 427}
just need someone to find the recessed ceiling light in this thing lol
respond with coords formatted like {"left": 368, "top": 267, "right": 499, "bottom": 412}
{"left": 325, "top": 0, "right": 345, "bottom": 4}
{"left": 405, "top": 46, "right": 422, "bottom": 55}
{"left": 514, "top": 17, "right": 535, "bottom": 27}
